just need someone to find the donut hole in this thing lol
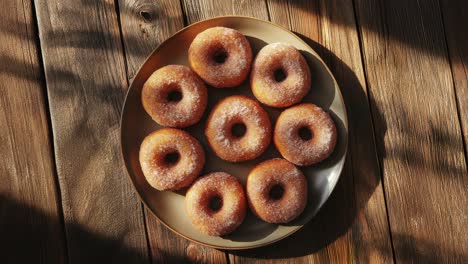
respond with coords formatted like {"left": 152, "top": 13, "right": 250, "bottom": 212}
{"left": 166, "top": 90, "right": 183, "bottom": 103}
{"left": 273, "top": 68, "right": 287, "bottom": 82}
{"left": 209, "top": 195, "right": 223, "bottom": 212}
{"left": 298, "top": 126, "right": 313, "bottom": 141}
{"left": 213, "top": 48, "right": 228, "bottom": 64}
{"left": 269, "top": 184, "right": 285, "bottom": 200}
{"left": 231, "top": 123, "right": 247, "bottom": 138}
{"left": 164, "top": 151, "right": 180, "bottom": 166}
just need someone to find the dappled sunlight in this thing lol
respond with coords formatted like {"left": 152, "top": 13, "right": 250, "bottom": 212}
{"left": 269, "top": 0, "right": 456, "bottom": 60}
{"left": 2, "top": 0, "right": 467, "bottom": 262}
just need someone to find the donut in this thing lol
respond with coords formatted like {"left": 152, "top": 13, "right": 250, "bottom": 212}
{"left": 274, "top": 104, "right": 337, "bottom": 166}
{"left": 251, "top": 43, "right": 311, "bottom": 108}
{"left": 205, "top": 95, "right": 271, "bottom": 162}
{"left": 247, "top": 158, "right": 307, "bottom": 223}
{"left": 188, "top": 27, "right": 252, "bottom": 88}
{"left": 186, "top": 172, "right": 247, "bottom": 236}
{"left": 139, "top": 128, "right": 205, "bottom": 191}
{"left": 142, "top": 65, "right": 207, "bottom": 127}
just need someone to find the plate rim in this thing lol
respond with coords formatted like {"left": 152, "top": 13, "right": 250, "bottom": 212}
{"left": 120, "top": 15, "right": 348, "bottom": 250}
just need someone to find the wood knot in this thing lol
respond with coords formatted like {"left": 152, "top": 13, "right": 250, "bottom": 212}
{"left": 139, "top": 10, "right": 153, "bottom": 22}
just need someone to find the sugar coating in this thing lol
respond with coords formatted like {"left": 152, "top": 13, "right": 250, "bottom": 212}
{"left": 206, "top": 96, "right": 271, "bottom": 162}
{"left": 247, "top": 158, "right": 307, "bottom": 223}
{"left": 185, "top": 172, "right": 247, "bottom": 236}
{"left": 142, "top": 65, "right": 208, "bottom": 127}
{"left": 213, "top": 99, "right": 264, "bottom": 146}
{"left": 139, "top": 128, "right": 205, "bottom": 190}
{"left": 251, "top": 43, "right": 311, "bottom": 107}
{"left": 274, "top": 104, "right": 337, "bottom": 166}
{"left": 189, "top": 27, "right": 252, "bottom": 88}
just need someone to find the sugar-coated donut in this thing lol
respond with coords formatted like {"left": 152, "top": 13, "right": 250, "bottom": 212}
{"left": 251, "top": 43, "right": 311, "bottom": 108}
{"left": 186, "top": 172, "right": 247, "bottom": 236}
{"left": 274, "top": 104, "right": 337, "bottom": 166}
{"left": 247, "top": 158, "right": 307, "bottom": 223}
{"left": 139, "top": 128, "right": 205, "bottom": 191}
{"left": 205, "top": 95, "right": 271, "bottom": 162}
{"left": 142, "top": 65, "right": 207, "bottom": 128}
{"left": 189, "top": 27, "right": 252, "bottom": 88}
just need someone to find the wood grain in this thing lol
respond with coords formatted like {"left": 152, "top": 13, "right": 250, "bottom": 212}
{"left": 182, "top": 0, "right": 269, "bottom": 24}
{"left": 440, "top": 0, "right": 468, "bottom": 162}
{"left": 33, "top": 0, "right": 150, "bottom": 262}
{"left": 354, "top": 0, "right": 468, "bottom": 262}
{"left": 117, "top": 0, "right": 226, "bottom": 262}
{"left": 0, "top": 0, "right": 66, "bottom": 263}
{"left": 118, "top": 0, "right": 184, "bottom": 80}
{"left": 225, "top": 0, "right": 394, "bottom": 262}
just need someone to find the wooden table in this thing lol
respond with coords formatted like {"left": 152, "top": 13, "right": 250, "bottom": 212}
{"left": 1, "top": 0, "right": 467, "bottom": 263}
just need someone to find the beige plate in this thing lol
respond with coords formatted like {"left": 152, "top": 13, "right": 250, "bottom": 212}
{"left": 121, "top": 16, "right": 348, "bottom": 250}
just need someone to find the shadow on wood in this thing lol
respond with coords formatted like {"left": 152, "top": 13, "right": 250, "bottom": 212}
{"left": 269, "top": 0, "right": 454, "bottom": 60}
{"left": 0, "top": 194, "right": 221, "bottom": 264}
{"left": 0, "top": 194, "right": 160, "bottom": 263}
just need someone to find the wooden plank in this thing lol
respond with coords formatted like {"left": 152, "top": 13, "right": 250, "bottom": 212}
{"left": 33, "top": 0, "right": 150, "bottom": 262}
{"left": 440, "top": 0, "right": 468, "bottom": 161}
{"left": 354, "top": 0, "right": 468, "bottom": 262}
{"left": 225, "top": 0, "right": 394, "bottom": 263}
{"left": 117, "top": 0, "right": 226, "bottom": 262}
{"left": 0, "top": 0, "right": 67, "bottom": 263}
{"left": 182, "top": 0, "right": 269, "bottom": 24}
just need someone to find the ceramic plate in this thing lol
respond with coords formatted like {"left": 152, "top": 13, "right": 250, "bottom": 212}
{"left": 120, "top": 16, "right": 348, "bottom": 249}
